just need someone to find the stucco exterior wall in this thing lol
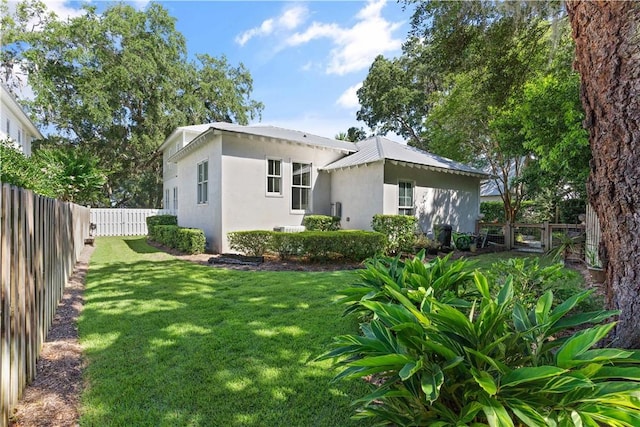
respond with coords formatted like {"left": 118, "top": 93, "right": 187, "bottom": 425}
{"left": 383, "top": 163, "right": 481, "bottom": 234}
{"left": 171, "top": 134, "right": 223, "bottom": 252}
{"left": 216, "top": 134, "right": 345, "bottom": 252}
{"left": 329, "top": 162, "right": 384, "bottom": 231}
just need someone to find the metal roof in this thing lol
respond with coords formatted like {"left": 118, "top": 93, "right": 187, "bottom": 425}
{"left": 321, "top": 136, "right": 489, "bottom": 178}
{"left": 163, "top": 122, "right": 357, "bottom": 155}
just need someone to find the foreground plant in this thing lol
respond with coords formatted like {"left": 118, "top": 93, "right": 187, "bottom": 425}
{"left": 321, "top": 258, "right": 640, "bottom": 426}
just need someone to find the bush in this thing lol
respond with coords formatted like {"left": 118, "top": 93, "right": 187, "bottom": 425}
{"left": 371, "top": 214, "right": 416, "bottom": 254}
{"left": 226, "top": 230, "right": 386, "bottom": 262}
{"left": 147, "top": 214, "right": 178, "bottom": 238}
{"left": 302, "top": 215, "right": 341, "bottom": 231}
{"left": 149, "top": 224, "right": 205, "bottom": 254}
{"left": 322, "top": 254, "right": 640, "bottom": 426}
{"left": 228, "top": 230, "right": 273, "bottom": 257}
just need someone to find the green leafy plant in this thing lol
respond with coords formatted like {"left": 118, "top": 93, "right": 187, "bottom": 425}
{"left": 302, "top": 215, "right": 341, "bottom": 231}
{"left": 149, "top": 224, "right": 205, "bottom": 254}
{"left": 228, "top": 230, "right": 273, "bottom": 256}
{"left": 372, "top": 214, "right": 417, "bottom": 255}
{"left": 322, "top": 265, "right": 640, "bottom": 426}
{"left": 339, "top": 252, "right": 476, "bottom": 318}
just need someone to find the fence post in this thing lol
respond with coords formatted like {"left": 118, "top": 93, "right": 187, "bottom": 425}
{"left": 542, "top": 221, "right": 550, "bottom": 252}
{"left": 504, "top": 222, "right": 512, "bottom": 250}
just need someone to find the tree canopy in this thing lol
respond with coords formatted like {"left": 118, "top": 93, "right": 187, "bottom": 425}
{"left": 356, "top": 0, "right": 589, "bottom": 222}
{"left": 1, "top": 0, "right": 263, "bottom": 207}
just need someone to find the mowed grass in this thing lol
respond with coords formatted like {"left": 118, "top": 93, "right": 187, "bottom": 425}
{"left": 79, "top": 237, "right": 373, "bottom": 427}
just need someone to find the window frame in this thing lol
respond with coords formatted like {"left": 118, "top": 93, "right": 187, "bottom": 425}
{"left": 291, "top": 161, "right": 312, "bottom": 213}
{"left": 164, "top": 189, "right": 170, "bottom": 210}
{"left": 173, "top": 186, "right": 178, "bottom": 211}
{"left": 266, "top": 157, "right": 283, "bottom": 197}
{"left": 398, "top": 180, "right": 415, "bottom": 216}
{"left": 197, "top": 160, "right": 209, "bottom": 205}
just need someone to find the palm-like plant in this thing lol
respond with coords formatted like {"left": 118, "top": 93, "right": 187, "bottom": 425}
{"left": 321, "top": 260, "right": 640, "bottom": 426}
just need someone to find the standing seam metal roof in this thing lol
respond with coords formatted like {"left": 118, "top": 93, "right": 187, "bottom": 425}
{"left": 320, "top": 136, "right": 488, "bottom": 177}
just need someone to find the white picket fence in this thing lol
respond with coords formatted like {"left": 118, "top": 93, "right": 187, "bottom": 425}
{"left": 90, "top": 208, "right": 174, "bottom": 236}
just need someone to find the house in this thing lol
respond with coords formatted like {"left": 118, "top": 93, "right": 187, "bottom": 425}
{"left": 160, "top": 122, "right": 489, "bottom": 253}
{"left": 0, "top": 84, "right": 43, "bottom": 156}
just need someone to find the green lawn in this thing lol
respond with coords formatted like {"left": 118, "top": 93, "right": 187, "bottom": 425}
{"left": 79, "top": 237, "right": 373, "bottom": 427}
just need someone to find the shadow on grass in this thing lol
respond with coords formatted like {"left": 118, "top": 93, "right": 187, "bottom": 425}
{"left": 124, "top": 237, "right": 161, "bottom": 254}
{"left": 80, "top": 242, "right": 369, "bottom": 426}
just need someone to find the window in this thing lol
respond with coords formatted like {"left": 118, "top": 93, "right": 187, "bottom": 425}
{"left": 165, "top": 189, "right": 170, "bottom": 210}
{"left": 173, "top": 187, "right": 178, "bottom": 210}
{"left": 291, "top": 162, "right": 311, "bottom": 211}
{"left": 266, "top": 158, "right": 282, "bottom": 195}
{"left": 398, "top": 181, "right": 414, "bottom": 215}
{"left": 5, "top": 119, "right": 9, "bottom": 135}
{"left": 197, "top": 160, "right": 208, "bottom": 204}
{"left": 17, "top": 129, "right": 22, "bottom": 144}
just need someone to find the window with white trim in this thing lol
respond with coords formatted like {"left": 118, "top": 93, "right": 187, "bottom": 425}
{"left": 165, "top": 189, "right": 170, "bottom": 210}
{"left": 266, "top": 158, "right": 282, "bottom": 195}
{"left": 197, "top": 160, "right": 208, "bottom": 204}
{"left": 17, "top": 129, "right": 22, "bottom": 144}
{"left": 173, "top": 187, "right": 178, "bottom": 210}
{"left": 291, "top": 162, "right": 311, "bottom": 211}
{"left": 5, "top": 119, "right": 9, "bottom": 135}
{"left": 398, "top": 181, "right": 414, "bottom": 215}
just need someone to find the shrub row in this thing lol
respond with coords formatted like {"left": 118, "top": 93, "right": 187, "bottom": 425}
{"left": 227, "top": 230, "right": 385, "bottom": 261}
{"left": 371, "top": 214, "right": 416, "bottom": 254}
{"left": 146, "top": 214, "right": 178, "bottom": 228}
{"left": 302, "top": 215, "right": 341, "bottom": 231}
{"left": 149, "top": 225, "right": 205, "bottom": 254}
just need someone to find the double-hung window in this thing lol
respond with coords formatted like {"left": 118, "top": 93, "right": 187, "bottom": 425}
{"left": 165, "top": 189, "right": 170, "bottom": 210}
{"left": 291, "top": 162, "right": 311, "bottom": 211}
{"left": 173, "top": 187, "right": 178, "bottom": 210}
{"left": 266, "top": 158, "right": 282, "bottom": 195}
{"left": 197, "top": 160, "right": 208, "bottom": 204}
{"left": 398, "top": 181, "right": 414, "bottom": 215}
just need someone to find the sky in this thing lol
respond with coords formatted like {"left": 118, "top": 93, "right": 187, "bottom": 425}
{"left": 40, "top": 0, "right": 412, "bottom": 141}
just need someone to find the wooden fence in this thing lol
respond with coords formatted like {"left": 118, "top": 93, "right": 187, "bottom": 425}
{"left": 90, "top": 208, "right": 173, "bottom": 236}
{"left": 0, "top": 183, "right": 90, "bottom": 426}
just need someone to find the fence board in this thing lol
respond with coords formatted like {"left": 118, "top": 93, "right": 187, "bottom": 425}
{"left": 90, "top": 208, "right": 172, "bottom": 236}
{"left": 0, "top": 183, "right": 90, "bottom": 425}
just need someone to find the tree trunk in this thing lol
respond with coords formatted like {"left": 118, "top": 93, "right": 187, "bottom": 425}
{"left": 566, "top": 1, "right": 640, "bottom": 348}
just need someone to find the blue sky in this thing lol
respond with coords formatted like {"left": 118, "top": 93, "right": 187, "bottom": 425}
{"left": 44, "top": 0, "right": 412, "bottom": 140}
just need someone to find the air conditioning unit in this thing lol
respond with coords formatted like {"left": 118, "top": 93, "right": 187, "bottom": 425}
{"left": 331, "top": 202, "right": 342, "bottom": 218}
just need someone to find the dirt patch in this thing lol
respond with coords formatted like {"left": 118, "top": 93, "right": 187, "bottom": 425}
{"left": 10, "top": 244, "right": 94, "bottom": 427}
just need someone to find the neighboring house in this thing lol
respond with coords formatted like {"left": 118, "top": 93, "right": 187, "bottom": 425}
{"left": 160, "top": 122, "right": 489, "bottom": 253}
{"left": 0, "top": 84, "right": 43, "bottom": 156}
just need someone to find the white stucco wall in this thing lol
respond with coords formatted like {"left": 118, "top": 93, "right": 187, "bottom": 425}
{"left": 383, "top": 163, "right": 481, "bottom": 234}
{"left": 217, "top": 134, "right": 345, "bottom": 252}
{"left": 329, "top": 162, "right": 384, "bottom": 231}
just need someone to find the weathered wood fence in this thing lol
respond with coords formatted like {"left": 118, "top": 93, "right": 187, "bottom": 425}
{"left": 90, "top": 208, "right": 173, "bottom": 236}
{"left": 477, "top": 221, "right": 586, "bottom": 255}
{"left": 0, "top": 183, "right": 90, "bottom": 426}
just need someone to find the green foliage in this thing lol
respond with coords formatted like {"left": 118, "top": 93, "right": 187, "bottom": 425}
{"left": 227, "top": 230, "right": 386, "bottom": 262}
{"left": 146, "top": 214, "right": 178, "bottom": 228}
{"left": 2, "top": 1, "right": 263, "bottom": 207}
{"left": 0, "top": 138, "right": 107, "bottom": 204}
{"left": 371, "top": 214, "right": 417, "bottom": 255}
{"left": 339, "top": 252, "right": 476, "bottom": 318}
{"left": 302, "top": 215, "right": 341, "bottom": 231}
{"left": 322, "top": 254, "right": 640, "bottom": 426}
{"left": 481, "top": 201, "right": 506, "bottom": 223}
{"left": 228, "top": 230, "right": 273, "bottom": 257}
{"left": 149, "top": 224, "right": 205, "bottom": 254}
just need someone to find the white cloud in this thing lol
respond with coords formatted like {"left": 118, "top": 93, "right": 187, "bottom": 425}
{"left": 236, "top": 4, "right": 308, "bottom": 46}
{"left": 40, "top": 1, "right": 86, "bottom": 20}
{"left": 286, "top": 0, "right": 403, "bottom": 75}
{"left": 336, "top": 82, "right": 362, "bottom": 110}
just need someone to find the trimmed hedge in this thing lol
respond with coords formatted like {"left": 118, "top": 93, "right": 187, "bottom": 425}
{"left": 302, "top": 215, "right": 341, "bottom": 231}
{"left": 228, "top": 230, "right": 273, "bottom": 257}
{"left": 146, "top": 214, "right": 178, "bottom": 228}
{"left": 149, "top": 224, "right": 205, "bottom": 254}
{"left": 371, "top": 214, "right": 416, "bottom": 254}
{"left": 226, "top": 230, "right": 385, "bottom": 262}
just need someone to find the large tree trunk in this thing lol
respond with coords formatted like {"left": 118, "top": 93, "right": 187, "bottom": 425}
{"left": 566, "top": 1, "right": 640, "bottom": 348}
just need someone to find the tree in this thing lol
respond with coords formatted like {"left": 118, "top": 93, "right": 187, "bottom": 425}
{"left": 1, "top": 1, "right": 263, "bottom": 207}
{"left": 335, "top": 126, "right": 368, "bottom": 142}
{"left": 566, "top": 1, "right": 640, "bottom": 348}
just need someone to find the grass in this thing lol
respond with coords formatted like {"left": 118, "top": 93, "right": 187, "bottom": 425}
{"left": 79, "top": 237, "right": 373, "bottom": 427}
